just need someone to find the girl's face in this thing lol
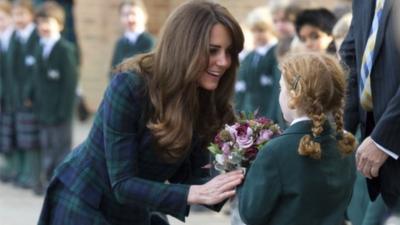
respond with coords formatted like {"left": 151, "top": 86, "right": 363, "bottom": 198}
{"left": 198, "top": 23, "right": 232, "bottom": 91}
{"left": 298, "top": 24, "right": 333, "bottom": 52}
{"left": 273, "top": 10, "right": 295, "bottom": 39}
{"left": 279, "top": 76, "right": 296, "bottom": 123}
{"left": 12, "top": 6, "right": 33, "bottom": 30}
{"left": 120, "top": 5, "right": 145, "bottom": 32}
{"left": 251, "top": 28, "right": 269, "bottom": 47}
{"left": 0, "top": 10, "right": 12, "bottom": 32}
{"left": 37, "top": 17, "right": 62, "bottom": 39}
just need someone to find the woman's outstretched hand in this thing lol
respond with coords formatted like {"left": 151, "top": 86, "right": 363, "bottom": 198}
{"left": 187, "top": 170, "right": 244, "bottom": 205}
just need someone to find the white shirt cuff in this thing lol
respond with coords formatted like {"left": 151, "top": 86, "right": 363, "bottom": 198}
{"left": 372, "top": 139, "right": 399, "bottom": 160}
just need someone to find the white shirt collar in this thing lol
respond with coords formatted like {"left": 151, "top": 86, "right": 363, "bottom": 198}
{"left": 16, "top": 23, "right": 35, "bottom": 44}
{"left": 0, "top": 26, "right": 14, "bottom": 51}
{"left": 124, "top": 27, "right": 145, "bottom": 44}
{"left": 255, "top": 39, "right": 278, "bottom": 56}
{"left": 290, "top": 116, "right": 311, "bottom": 126}
{"left": 40, "top": 33, "right": 61, "bottom": 59}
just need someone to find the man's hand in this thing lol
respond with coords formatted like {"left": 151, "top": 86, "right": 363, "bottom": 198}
{"left": 356, "top": 136, "right": 389, "bottom": 179}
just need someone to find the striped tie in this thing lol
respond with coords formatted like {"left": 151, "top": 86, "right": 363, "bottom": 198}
{"left": 360, "top": 0, "right": 385, "bottom": 111}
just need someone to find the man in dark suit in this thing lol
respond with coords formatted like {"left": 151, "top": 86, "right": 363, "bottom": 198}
{"left": 340, "top": 0, "right": 400, "bottom": 211}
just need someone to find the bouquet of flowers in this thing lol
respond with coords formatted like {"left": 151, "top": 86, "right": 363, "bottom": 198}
{"left": 208, "top": 112, "right": 281, "bottom": 173}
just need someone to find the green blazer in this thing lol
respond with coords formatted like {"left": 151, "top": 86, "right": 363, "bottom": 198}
{"left": 235, "top": 46, "right": 284, "bottom": 127}
{"left": 109, "top": 32, "right": 154, "bottom": 79}
{"left": 33, "top": 38, "right": 78, "bottom": 124}
{"left": 238, "top": 120, "right": 356, "bottom": 225}
{"left": 7, "top": 29, "right": 40, "bottom": 110}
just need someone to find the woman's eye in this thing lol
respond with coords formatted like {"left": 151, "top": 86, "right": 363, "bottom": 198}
{"left": 210, "top": 48, "right": 219, "bottom": 55}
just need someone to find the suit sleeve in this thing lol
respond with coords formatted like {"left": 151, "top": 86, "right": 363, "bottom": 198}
{"left": 103, "top": 73, "right": 190, "bottom": 221}
{"left": 371, "top": 86, "right": 400, "bottom": 154}
{"left": 238, "top": 145, "right": 282, "bottom": 225}
{"left": 339, "top": 16, "right": 360, "bottom": 134}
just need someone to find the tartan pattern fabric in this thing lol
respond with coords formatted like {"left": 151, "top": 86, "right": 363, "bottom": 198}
{"left": 39, "top": 72, "right": 213, "bottom": 225}
{"left": 360, "top": 0, "right": 385, "bottom": 111}
{"left": 15, "top": 109, "right": 40, "bottom": 150}
{"left": 0, "top": 113, "right": 14, "bottom": 153}
{"left": 38, "top": 180, "right": 111, "bottom": 225}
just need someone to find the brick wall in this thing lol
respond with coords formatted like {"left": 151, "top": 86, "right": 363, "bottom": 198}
{"left": 75, "top": 0, "right": 351, "bottom": 110}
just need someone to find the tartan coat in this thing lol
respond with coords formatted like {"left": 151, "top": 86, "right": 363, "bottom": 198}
{"left": 238, "top": 120, "right": 356, "bottom": 225}
{"left": 33, "top": 38, "right": 78, "bottom": 125}
{"left": 38, "top": 72, "right": 214, "bottom": 225}
{"left": 109, "top": 32, "right": 154, "bottom": 79}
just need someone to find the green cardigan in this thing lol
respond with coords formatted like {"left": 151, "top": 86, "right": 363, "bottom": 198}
{"left": 238, "top": 120, "right": 356, "bottom": 225}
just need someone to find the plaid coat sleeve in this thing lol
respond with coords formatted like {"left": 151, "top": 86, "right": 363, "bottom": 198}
{"left": 103, "top": 73, "right": 190, "bottom": 221}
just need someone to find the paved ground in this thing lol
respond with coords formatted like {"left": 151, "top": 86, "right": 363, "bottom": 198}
{"left": 0, "top": 118, "right": 230, "bottom": 225}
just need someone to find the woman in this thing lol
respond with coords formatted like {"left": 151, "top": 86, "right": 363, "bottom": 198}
{"left": 38, "top": 1, "right": 244, "bottom": 224}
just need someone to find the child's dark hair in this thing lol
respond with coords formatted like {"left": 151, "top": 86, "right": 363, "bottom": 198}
{"left": 280, "top": 52, "right": 356, "bottom": 159}
{"left": 36, "top": 1, "right": 65, "bottom": 28}
{"left": 295, "top": 8, "right": 337, "bottom": 36}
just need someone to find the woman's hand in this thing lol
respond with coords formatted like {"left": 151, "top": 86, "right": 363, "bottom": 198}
{"left": 187, "top": 170, "right": 244, "bottom": 205}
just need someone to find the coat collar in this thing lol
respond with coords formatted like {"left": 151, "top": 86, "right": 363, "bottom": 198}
{"left": 281, "top": 120, "right": 334, "bottom": 137}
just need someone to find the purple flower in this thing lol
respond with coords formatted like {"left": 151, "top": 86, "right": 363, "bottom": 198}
{"left": 222, "top": 143, "right": 231, "bottom": 155}
{"left": 256, "top": 129, "right": 274, "bottom": 145}
{"left": 236, "top": 126, "right": 254, "bottom": 149}
{"left": 256, "top": 117, "right": 271, "bottom": 125}
{"left": 244, "top": 146, "right": 258, "bottom": 161}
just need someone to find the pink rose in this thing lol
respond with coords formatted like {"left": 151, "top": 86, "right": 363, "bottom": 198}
{"left": 256, "top": 129, "right": 273, "bottom": 145}
{"left": 236, "top": 126, "right": 254, "bottom": 149}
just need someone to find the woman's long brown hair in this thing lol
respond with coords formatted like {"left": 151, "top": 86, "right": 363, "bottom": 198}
{"left": 117, "top": 0, "right": 244, "bottom": 161}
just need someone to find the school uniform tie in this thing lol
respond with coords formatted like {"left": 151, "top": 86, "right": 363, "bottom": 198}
{"left": 251, "top": 53, "right": 261, "bottom": 67}
{"left": 359, "top": 0, "right": 385, "bottom": 111}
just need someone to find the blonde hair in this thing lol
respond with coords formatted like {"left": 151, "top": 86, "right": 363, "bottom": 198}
{"left": 36, "top": 1, "right": 66, "bottom": 28}
{"left": 246, "top": 7, "right": 277, "bottom": 36}
{"left": 119, "top": 0, "right": 148, "bottom": 24}
{"left": 12, "top": 0, "right": 34, "bottom": 15}
{"left": 117, "top": 0, "right": 244, "bottom": 161}
{"left": 0, "top": 0, "right": 12, "bottom": 15}
{"left": 280, "top": 52, "right": 356, "bottom": 159}
{"left": 332, "top": 13, "right": 352, "bottom": 40}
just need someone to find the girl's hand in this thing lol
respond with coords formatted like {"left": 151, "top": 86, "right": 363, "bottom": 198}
{"left": 187, "top": 170, "right": 244, "bottom": 205}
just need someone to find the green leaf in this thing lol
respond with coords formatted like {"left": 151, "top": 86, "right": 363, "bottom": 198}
{"left": 208, "top": 143, "right": 222, "bottom": 155}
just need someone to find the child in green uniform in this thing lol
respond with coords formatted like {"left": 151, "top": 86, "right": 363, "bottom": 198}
{"left": 8, "top": 0, "right": 41, "bottom": 189}
{"left": 109, "top": 0, "right": 154, "bottom": 80}
{"left": 33, "top": 1, "right": 78, "bottom": 194}
{"left": 235, "top": 7, "right": 284, "bottom": 127}
{"left": 0, "top": 0, "right": 15, "bottom": 182}
{"left": 239, "top": 52, "right": 357, "bottom": 225}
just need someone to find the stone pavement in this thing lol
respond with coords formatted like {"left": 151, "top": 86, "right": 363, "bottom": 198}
{"left": 0, "top": 118, "right": 231, "bottom": 225}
